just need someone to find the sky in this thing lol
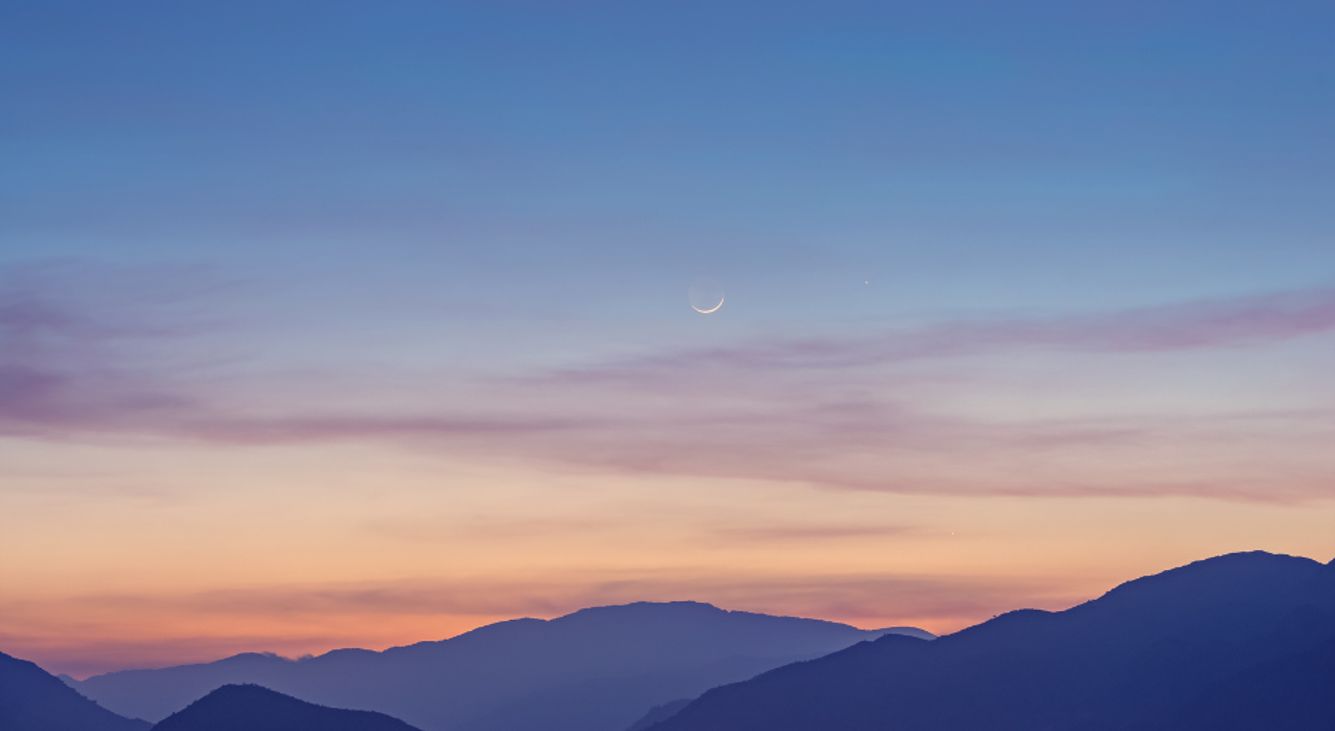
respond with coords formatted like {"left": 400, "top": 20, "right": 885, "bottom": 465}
{"left": 2, "top": 1, "right": 1334, "bottom": 678}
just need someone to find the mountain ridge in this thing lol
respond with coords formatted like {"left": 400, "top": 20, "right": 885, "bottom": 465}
{"left": 75, "top": 600, "right": 930, "bottom": 731}
{"left": 84, "top": 602, "right": 918, "bottom": 675}
{"left": 648, "top": 551, "right": 1335, "bottom": 731}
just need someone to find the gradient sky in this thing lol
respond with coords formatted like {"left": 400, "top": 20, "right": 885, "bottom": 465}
{"left": 2, "top": 1, "right": 1334, "bottom": 678}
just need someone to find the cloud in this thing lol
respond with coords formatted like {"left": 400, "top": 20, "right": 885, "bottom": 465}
{"left": 538, "top": 286, "right": 1335, "bottom": 381}
{"left": 3, "top": 265, "right": 1333, "bottom": 502}
{"left": 363, "top": 513, "right": 920, "bottom": 545}
{"left": 704, "top": 522, "right": 919, "bottom": 542}
{"left": 33, "top": 568, "right": 1074, "bottom": 635}
{"left": 0, "top": 297, "right": 85, "bottom": 338}
{"left": 0, "top": 262, "right": 217, "bottom": 436}
{"left": 175, "top": 413, "right": 585, "bottom": 444}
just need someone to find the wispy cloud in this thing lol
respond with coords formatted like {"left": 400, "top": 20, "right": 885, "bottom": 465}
{"left": 3, "top": 264, "right": 1333, "bottom": 502}
{"left": 363, "top": 512, "right": 920, "bottom": 545}
{"left": 708, "top": 522, "right": 919, "bottom": 542}
{"left": 538, "top": 286, "right": 1335, "bottom": 380}
{"left": 0, "top": 261, "right": 218, "bottom": 436}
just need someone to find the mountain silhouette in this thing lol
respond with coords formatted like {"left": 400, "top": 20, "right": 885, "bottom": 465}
{"left": 76, "top": 601, "right": 929, "bottom": 731}
{"left": 626, "top": 699, "right": 692, "bottom": 731}
{"left": 648, "top": 551, "right": 1335, "bottom": 731}
{"left": 152, "top": 684, "right": 420, "bottom": 731}
{"left": 0, "top": 651, "right": 148, "bottom": 731}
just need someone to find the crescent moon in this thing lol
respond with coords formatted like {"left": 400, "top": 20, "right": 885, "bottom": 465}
{"left": 691, "top": 294, "right": 724, "bottom": 315}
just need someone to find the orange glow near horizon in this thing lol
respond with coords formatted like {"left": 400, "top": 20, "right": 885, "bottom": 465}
{"left": 5, "top": 440, "right": 1334, "bottom": 677}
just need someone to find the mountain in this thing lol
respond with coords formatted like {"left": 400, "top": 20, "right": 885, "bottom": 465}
{"left": 152, "top": 684, "right": 419, "bottom": 731}
{"left": 627, "top": 699, "right": 693, "bottom": 731}
{"left": 865, "top": 625, "right": 934, "bottom": 641}
{"left": 649, "top": 551, "right": 1335, "bottom": 731}
{"left": 0, "top": 651, "right": 149, "bottom": 731}
{"left": 76, "top": 601, "right": 930, "bottom": 731}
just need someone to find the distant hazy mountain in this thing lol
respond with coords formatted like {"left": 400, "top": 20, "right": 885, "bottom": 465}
{"left": 626, "top": 699, "right": 692, "bottom": 731}
{"left": 0, "top": 651, "right": 148, "bottom": 731}
{"left": 152, "top": 684, "right": 419, "bottom": 731}
{"left": 76, "top": 601, "right": 930, "bottom": 731}
{"left": 649, "top": 552, "right": 1335, "bottom": 731}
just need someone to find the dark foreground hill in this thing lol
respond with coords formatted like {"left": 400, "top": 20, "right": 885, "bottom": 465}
{"left": 152, "top": 684, "right": 419, "bottom": 731}
{"left": 77, "top": 601, "right": 929, "bottom": 731}
{"left": 0, "top": 651, "right": 148, "bottom": 731}
{"left": 649, "top": 551, "right": 1335, "bottom": 731}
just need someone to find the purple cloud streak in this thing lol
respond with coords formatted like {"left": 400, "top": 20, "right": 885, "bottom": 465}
{"left": 539, "top": 287, "right": 1335, "bottom": 380}
{"left": 3, "top": 270, "right": 1333, "bottom": 502}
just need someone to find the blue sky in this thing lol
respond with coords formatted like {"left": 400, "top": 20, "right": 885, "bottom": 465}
{"left": 2, "top": 1, "right": 1334, "bottom": 676}
{"left": 6, "top": 2, "right": 1334, "bottom": 335}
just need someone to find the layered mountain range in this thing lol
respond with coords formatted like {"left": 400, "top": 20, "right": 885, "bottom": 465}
{"left": 6, "top": 552, "right": 1334, "bottom": 731}
{"left": 71, "top": 601, "right": 926, "bottom": 731}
